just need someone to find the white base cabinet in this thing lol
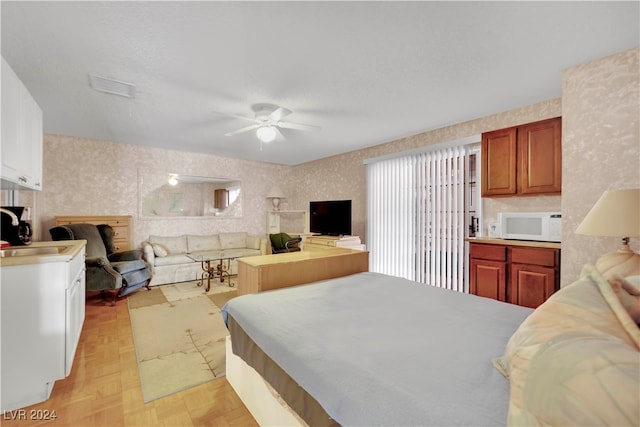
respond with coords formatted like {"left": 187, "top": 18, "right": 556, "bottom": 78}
{"left": 0, "top": 247, "right": 86, "bottom": 412}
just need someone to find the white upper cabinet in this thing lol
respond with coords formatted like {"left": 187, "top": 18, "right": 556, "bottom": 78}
{"left": 1, "top": 56, "right": 43, "bottom": 191}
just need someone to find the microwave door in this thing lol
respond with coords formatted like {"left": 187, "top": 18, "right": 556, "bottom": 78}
{"left": 505, "top": 217, "right": 543, "bottom": 240}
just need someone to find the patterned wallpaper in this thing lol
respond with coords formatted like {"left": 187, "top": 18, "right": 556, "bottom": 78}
{"left": 10, "top": 47, "right": 639, "bottom": 289}
{"left": 287, "top": 98, "right": 563, "bottom": 240}
{"left": 560, "top": 47, "right": 639, "bottom": 284}
{"left": 29, "top": 135, "right": 289, "bottom": 245}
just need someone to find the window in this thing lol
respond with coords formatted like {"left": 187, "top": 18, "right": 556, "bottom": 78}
{"left": 366, "top": 138, "right": 480, "bottom": 292}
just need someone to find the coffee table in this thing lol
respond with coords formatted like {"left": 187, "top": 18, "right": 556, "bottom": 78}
{"left": 187, "top": 253, "right": 238, "bottom": 292}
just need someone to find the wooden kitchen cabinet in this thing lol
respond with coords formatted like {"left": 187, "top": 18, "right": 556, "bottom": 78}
{"left": 470, "top": 243, "right": 507, "bottom": 301}
{"left": 469, "top": 241, "right": 560, "bottom": 308}
{"left": 509, "top": 246, "right": 559, "bottom": 308}
{"left": 481, "top": 117, "right": 561, "bottom": 197}
{"left": 481, "top": 127, "right": 517, "bottom": 196}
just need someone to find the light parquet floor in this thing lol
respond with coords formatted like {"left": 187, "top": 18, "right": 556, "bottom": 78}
{"left": 2, "top": 292, "right": 258, "bottom": 427}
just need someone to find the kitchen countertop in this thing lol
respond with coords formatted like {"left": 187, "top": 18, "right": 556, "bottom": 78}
{"left": 0, "top": 240, "right": 86, "bottom": 267}
{"left": 466, "top": 237, "right": 561, "bottom": 249}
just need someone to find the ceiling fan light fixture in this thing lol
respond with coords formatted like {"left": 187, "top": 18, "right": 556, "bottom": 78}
{"left": 256, "top": 125, "right": 277, "bottom": 143}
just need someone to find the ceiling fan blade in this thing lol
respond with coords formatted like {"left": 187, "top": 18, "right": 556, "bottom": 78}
{"left": 212, "top": 111, "right": 258, "bottom": 123}
{"left": 277, "top": 121, "right": 321, "bottom": 131}
{"left": 224, "top": 123, "right": 260, "bottom": 136}
{"left": 275, "top": 126, "right": 286, "bottom": 142}
{"left": 269, "top": 107, "right": 292, "bottom": 122}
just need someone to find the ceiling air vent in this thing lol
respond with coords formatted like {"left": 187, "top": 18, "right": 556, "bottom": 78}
{"left": 88, "top": 74, "right": 136, "bottom": 98}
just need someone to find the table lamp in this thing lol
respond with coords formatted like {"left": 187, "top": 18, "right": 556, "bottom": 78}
{"left": 575, "top": 188, "right": 640, "bottom": 279}
{"left": 267, "top": 186, "right": 286, "bottom": 211}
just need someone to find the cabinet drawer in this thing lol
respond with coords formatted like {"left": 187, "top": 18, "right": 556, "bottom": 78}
{"left": 510, "top": 247, "right": 558, "bottom": 267}
{"left": 113, "top": 242, "right": 131, "bottom": 252}
{"left": 110, "top": 225, "right": 129, "bottom": 240}
{"left": 307, "top": 238, "right": 335, "bottom": 247}
{"left": 469, "top": 244, "right": 507, "bottom": 261}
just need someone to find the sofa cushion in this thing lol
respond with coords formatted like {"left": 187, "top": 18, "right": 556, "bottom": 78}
{"left": 246, "top": 235, "right": 261, "bottom": 250}
{"left": 222, "top": 248, "right": 261, "bottom": 258}
{"left": 149, "top": 235, "right": 187, "bottom": 254}
{"left": 219, "top": 232, "right": 248, "bottom": 249}
{"left": 187, "top": 234, "right": 221, "bottom": 252}
{"left": 189, "top": 250, "right": 225, "bottom": 260}
{"left": 154, "top": 254, "right": 194, "bottom": 267}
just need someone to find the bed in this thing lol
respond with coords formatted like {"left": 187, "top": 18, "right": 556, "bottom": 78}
{"left": 222, "top": 267, "right": 640, "bottom": 426}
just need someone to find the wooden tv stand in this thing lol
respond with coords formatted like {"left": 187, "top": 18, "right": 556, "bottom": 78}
{"left": 236, "top": 247, "right": 369, "bottom": 296}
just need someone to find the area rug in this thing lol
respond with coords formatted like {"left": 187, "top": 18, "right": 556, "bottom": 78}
{"left": 128, "top": 280, "right": 237, "bottom": 402}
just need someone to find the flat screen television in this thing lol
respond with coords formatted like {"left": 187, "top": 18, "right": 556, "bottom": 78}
{"left": 309, "top": 200, "right": 352, "bottom": 236}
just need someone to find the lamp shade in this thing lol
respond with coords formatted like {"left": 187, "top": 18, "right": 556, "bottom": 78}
{"left": 575, "top": 188, "right": 640, "bottom": 237}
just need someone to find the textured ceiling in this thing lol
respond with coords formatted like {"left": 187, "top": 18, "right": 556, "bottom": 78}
{"left": 2, "top": 1, "right": 638, "bottom": 165}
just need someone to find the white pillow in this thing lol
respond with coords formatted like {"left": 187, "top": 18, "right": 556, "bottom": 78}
{"left": 152, "top": 243, "right": 169, "bottom": 257}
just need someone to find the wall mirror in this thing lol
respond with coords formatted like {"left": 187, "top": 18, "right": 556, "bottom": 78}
{"left": 139, "top": 171, "right": 242, "bottom": 218}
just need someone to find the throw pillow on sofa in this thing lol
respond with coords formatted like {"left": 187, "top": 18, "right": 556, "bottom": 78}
{"left": 152, "top": 243, "right": 170, "bottom": 257}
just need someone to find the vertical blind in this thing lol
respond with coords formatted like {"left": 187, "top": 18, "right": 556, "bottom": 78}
{"left": 366, "top": 142, "right": 476, "bottom": 292}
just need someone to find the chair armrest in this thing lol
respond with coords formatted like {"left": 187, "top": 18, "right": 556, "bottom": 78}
{"left": 85, "top": 256, "right": 110, "bottom": 268}
{"left": 108, "top": 249, "right": 143, "bottom": 262}
{"left": 84, "top": 258, "right": 122, "bottom": 292}
{"left": 285, "top": 236, "right": 302, "bottom": 250}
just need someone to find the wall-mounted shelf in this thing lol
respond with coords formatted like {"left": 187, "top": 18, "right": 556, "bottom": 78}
{"left": 267, "top": 210, "right": 309, "bottom": 235}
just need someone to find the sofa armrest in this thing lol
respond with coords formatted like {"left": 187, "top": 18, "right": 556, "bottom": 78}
{"left": 259, "top": 238, "right": 268, "bottom": 255}
{"left": 141, "top": 242, "right": 156, "bottom": 269}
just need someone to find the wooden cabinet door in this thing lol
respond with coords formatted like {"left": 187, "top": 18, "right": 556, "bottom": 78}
{"left": 481, "top": 127, "right": 517, "bottom": 196}
{"left": 517, "top": 117, "right": 562, "bottom": 195}
{"left": 470, "top": 259, "right": 507, "bottom": 302}
{"left": 509, "top": 264, "right": 556, "bottom": 308}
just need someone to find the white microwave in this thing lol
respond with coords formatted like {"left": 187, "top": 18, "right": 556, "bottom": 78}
{"left": 498, "top": 212, "right": 561, "bottom": 242}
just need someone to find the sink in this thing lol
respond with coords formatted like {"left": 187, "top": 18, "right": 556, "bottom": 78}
{"left": 0, "top": 246, "right": 67, "bottom": 257}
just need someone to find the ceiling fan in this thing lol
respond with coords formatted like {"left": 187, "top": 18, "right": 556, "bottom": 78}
{"left": 221, "top": 103, "right": 320, "bottom": 144}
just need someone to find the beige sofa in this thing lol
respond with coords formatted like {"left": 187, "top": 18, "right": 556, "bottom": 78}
{"left": 141, "top": 232, "right": 267, "bottom": 286}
